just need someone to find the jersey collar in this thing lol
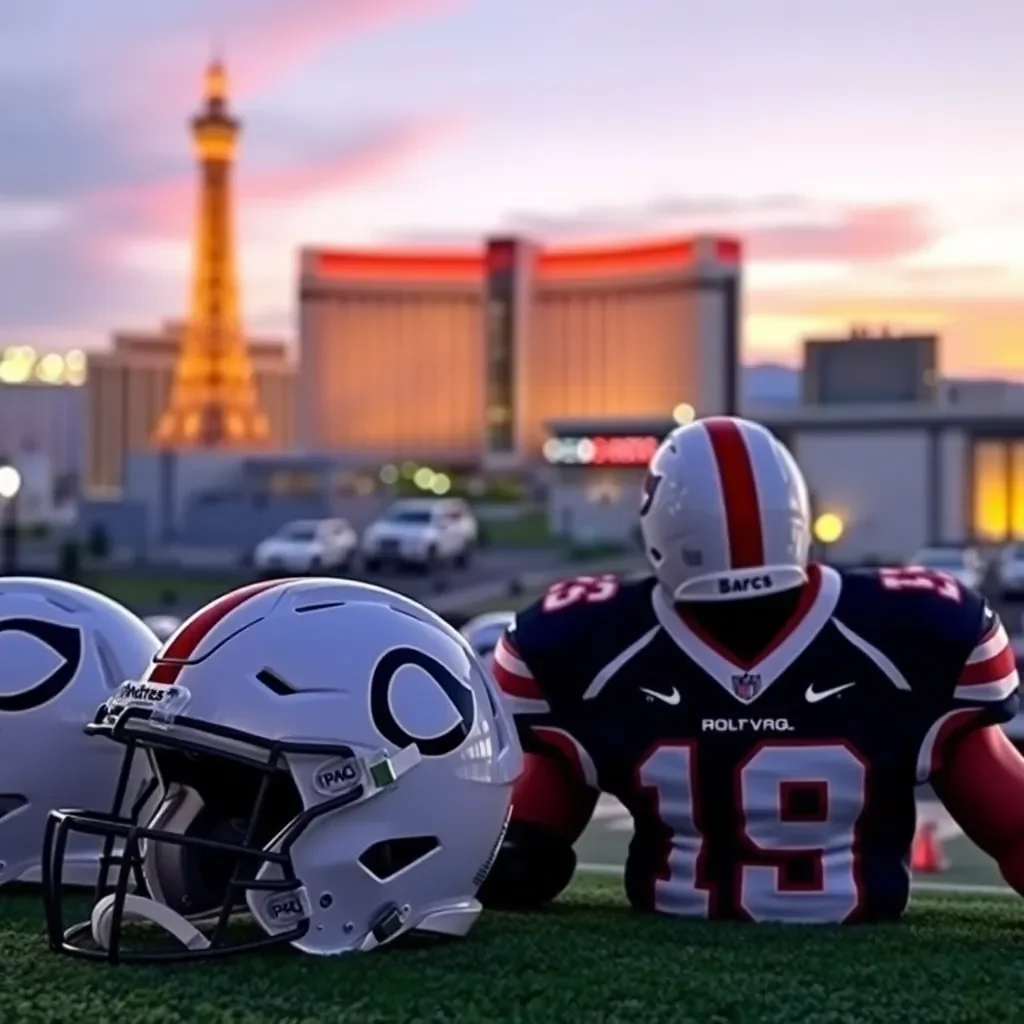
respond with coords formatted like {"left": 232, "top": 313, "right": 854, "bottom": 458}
{"left": 651, "top": 564, "right": 842, "bottom": 703}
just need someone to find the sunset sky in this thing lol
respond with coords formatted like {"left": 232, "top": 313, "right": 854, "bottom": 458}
{"left": 2, "top": 0, "right": 1023, "bottom": 375}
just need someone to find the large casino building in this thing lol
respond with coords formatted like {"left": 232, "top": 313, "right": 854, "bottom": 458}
{"left": 297, "top": 234, "right": 741, "bottom": 463}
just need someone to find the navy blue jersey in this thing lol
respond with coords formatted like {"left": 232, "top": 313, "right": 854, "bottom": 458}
{"left": 492, "top": 565, "right": 1019, "bottom": 923}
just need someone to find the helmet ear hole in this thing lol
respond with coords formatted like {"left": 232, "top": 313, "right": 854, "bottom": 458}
{"left": 358, "top": 836, "right": 439, "bottom": 881}
{"left": 648, "top": 547, "right": 663, "bottom": 563}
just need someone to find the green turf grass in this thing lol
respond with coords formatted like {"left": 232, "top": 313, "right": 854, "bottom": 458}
{"left": 82, "top": 573, "right": 250, "bottom": 611}
{"left": 2, "top": 877, "right": 1022, "bottom": 1024}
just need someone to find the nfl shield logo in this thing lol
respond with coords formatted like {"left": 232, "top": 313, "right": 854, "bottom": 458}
{"left": 732, "top": 673, "right": 761, "bottom": 700}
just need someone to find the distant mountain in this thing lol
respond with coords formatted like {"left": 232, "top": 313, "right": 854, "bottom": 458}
{"left": 742, "top": 363, "right": 800, "bottom": 405}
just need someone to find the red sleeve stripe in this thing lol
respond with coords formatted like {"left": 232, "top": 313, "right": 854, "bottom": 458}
{"left": 977, "top": 619, "right": 1001, "bottom": 646}
{"left": 965, "top": 621, "right": 1009, "bottom": 667}
{"left": 956, "top": 624, "right": 1019, "bottom": 701}
{"left": 493, "top": 635, "right": 533, "bottom": 678}
{"left": 916, "top": 707, "right": 983, "bottom": 781}
{"left": 532, "top": 726, "right": 599, "bottom": 789}
{"left": 491, "top": 636, "right": 545, "bottom": 700}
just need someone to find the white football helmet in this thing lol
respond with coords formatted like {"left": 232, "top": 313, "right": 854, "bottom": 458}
{"left": 639, "top": 416, "right": 812, "bottom": 601}
{"left": 44, "top": 578, "right": 522, "bottom": 963}
{"left": 459, "top": 611, "right": 516, "bottom": 672}
{"left": 0, "top": 577, "right": 158, "bottom": 887}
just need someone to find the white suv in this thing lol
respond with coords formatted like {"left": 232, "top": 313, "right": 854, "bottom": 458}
{"left": 253, "top": 518, "right": 358, "bottom": 575}
{"left": 361, "top": 499, "right": 477, "bottom": 573}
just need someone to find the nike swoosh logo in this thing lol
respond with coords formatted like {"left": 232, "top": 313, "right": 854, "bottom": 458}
{"left": 805, "top": 682, "right": 856, "bottom": 703}
{"left": 640, "top": 687, "right": 681, "bottom": 705}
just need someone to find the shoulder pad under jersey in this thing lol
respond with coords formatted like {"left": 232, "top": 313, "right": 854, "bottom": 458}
{"left": 832, "top": 566, "right": 1017, "bottom": 712}
{"left": 496, "top": 574, "right": 659, "bottom": 710}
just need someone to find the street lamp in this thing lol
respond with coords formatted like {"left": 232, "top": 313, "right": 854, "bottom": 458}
{"left": 0, "top": 465, "right": 21, "bottom": 575}
{"left": 0, "top": 466, "right": 20, "bottom": 501}
{"left": 672, "top": 403, "right": 696, "bottom": 425}
{"left": 812, "top": 512, "right": 844, "bottom": 563}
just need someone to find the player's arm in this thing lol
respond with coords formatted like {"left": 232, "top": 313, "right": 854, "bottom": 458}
{"left": 478, "top": 629, "right": 599, "bottom": 910}
{"left": 929, "top": 612, "right": 1024, "bottom": 893}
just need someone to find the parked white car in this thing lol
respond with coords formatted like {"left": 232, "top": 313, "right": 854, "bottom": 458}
{"left": 361, "top": 499, "right": 477, "bottom": 573}
{"left": 460, "top": 611, "right": 516, "bottom": 671}
{"left": 143, "top": 614, "right": 182, "bottom": 642}
{"left": 997, "top": 543, "right": 1024, "bottom": 599}
{"left": 253, "top": 518, "right": 358, "bottom": 575}
{"left": 906, "top": 546, "right": 984, "bottom": 592}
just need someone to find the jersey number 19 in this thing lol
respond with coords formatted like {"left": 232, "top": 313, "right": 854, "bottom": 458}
{"left": 637, "top": 741, "right": 868, "bottom": 923}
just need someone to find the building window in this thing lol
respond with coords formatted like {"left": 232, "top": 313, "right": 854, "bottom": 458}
{"left": 332, "top": 470, "right": 376, "bottom": 497}
{"left": 586, "top": 476, "right": 622, "bottom": 504}
{"left": 970, "top": 439, "right": 1024, "bottom": 542}
{"left": 264, "top": 469, "right": 320, "bottom": 498}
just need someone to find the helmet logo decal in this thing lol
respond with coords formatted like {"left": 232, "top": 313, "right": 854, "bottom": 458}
{"left": 702, "top": 418, "right": 765, "bottom": 568}
{"left": 0, "top": 618, "right": 82, "bottom": 712}
{"left": 369, "top": 647, "right": 476, "bottom": 757}
{"left": 639, "top": 471, "right": 662, "bottom": 517}
{"left": 718, "top": 574, "right": 774, "bottom": 596}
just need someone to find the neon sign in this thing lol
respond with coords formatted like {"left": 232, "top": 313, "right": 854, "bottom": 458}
{"left": 542, "top": 435, "right": 660, "bottom": 467}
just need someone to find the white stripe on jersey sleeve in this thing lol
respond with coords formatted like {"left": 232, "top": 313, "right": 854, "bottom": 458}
{"left": 953, "top": 621, "right": 1019, "bottom": 704}
{"left": 490, "top": 633, "right": 551, "bottom": 712}
{"left": 493, "top": 635, "right": 533, "bottom": 679}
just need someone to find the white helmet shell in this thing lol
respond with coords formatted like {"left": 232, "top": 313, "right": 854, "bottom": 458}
{"left": 0, "top": 577, "right": 158, "bottom": 886}
{"left": 639, "top": 416, "right": 811, "bottom": 601}
{"left": 460, "top": 611, "right": 516, "bottom": 672}
{"left": 47, "top": 577, "right": 522, "bottom": 962}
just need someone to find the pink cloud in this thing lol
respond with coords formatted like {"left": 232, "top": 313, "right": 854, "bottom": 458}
{"left": 745, "top": 204, "right": 934, "bottom": 263}
{"left": 227, "top": 0, "right": 463, "bottom": 97}
{"left": 99, "top": 0, "right": 462, "bottom": 118}
{"left": 240, "top": 117, "right": 463, "bottom": 203}
{"left": 80, "top": 115, "right": 462, "bottom": 241}
{"left": 500, "top": 199, "right": 935, "bottom": 265}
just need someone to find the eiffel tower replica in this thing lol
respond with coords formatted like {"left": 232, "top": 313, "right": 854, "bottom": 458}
{"left": 152, "top": 59, "right": 270, "bottom": 448}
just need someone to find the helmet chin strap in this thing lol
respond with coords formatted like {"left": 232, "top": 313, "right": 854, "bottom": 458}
{"left": 90, "top": 892, "right": 211, "bottom": 952}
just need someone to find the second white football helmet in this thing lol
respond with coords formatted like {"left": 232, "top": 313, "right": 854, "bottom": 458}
{"left": 44, "top": 578, "right": 522, "bottom": 963}
{"left": 460, "top": 611, "right": 516, "bottom": 672}
{"left": 0, "top": 577, "right": 158, "bottom": 887}
{"left": 639, "top": 416, "right": 812, "bottom": 601}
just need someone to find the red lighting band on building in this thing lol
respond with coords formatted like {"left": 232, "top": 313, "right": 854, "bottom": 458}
{"left": 313, "top": 237, "right": 741, "bottom": 282}
{"left": 543, "top": 436, "right": 661, "bottom": 467}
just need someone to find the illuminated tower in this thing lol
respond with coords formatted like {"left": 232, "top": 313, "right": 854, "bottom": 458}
{"left": 152, "top": 59, "right": 270, "bottom": 448}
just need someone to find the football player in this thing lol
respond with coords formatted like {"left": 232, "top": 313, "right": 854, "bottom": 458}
{"left": 481, "top": 416, "right": 1024, "bottom": 923}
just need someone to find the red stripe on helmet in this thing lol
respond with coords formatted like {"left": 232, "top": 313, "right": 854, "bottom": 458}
{"left": 702, "top": 417, "right": 765, "bottom": 568}
{"left": 147, "top": 578, "right": 296, "bottom": 684}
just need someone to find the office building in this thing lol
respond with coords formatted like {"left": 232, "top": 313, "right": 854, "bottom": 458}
{"left": 801, "top": 329, "right": 938, "bottom": 405}
{"left": 298, "top": 235, "right": 741, "bottom": 462}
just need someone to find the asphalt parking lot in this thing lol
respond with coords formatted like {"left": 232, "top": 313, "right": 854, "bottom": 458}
{"left": 133, "top": 547, "right": 568, "bottom": 618}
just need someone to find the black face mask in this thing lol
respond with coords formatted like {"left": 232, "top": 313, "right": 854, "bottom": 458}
{"left": 41, "top": 702, "right": 366, "bottom": 964}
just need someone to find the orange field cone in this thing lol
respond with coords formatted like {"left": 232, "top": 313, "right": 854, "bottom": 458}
{"left": 911, "top": 820, "right": 949, "bottom": 873}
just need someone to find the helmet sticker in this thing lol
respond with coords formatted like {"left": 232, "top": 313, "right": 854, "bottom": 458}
{"left": 0, "top": 619, "right": 82, "bottom": 712}
{"left": 369, "top": 647, "right": 476, "bottom": 757}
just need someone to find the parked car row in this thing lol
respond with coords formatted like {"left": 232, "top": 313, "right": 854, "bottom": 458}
{"left": 251, "top": 498, "right": 479, "bottom": 577}
{"left": 906, "top": 543, "right": 1024, "bottom": 600}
